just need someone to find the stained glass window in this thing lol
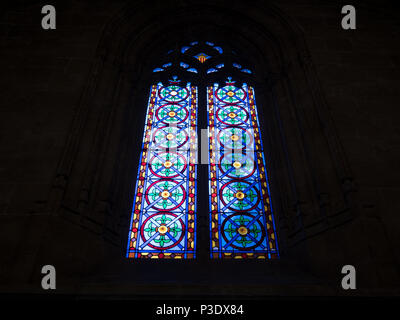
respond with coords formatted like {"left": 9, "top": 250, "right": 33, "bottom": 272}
{"left": 194, "top": 53, "right": 211, "bottom": 63}
{"left": 241, "top": 69, "right": 252, "bottom": 74}
{"left": 214, "top": 46, "right": 223, "bottom": 54}
{"left": 181, "top": 46, "right": 190, "bottom": 54}
{"left": 207, "top": 78, "right": 279, "bottom": 259}
{"left": 130, "top": 41, "right": 278, "bottom": 260}
{"left": 126, "top": 78, "right": 197, "bottom": 259}
{"left": 153, "top": 42, "right": 226, "bottom": 74}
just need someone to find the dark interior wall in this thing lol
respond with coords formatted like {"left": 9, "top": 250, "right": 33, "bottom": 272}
{"left": 0, "top": 0, "right": 124, "bottom": 289}
{"left": 279, "top": 1, "right": 400, "bottom": 285}
{"left": 0, "top": 0, "right": 399, "bottom": 296}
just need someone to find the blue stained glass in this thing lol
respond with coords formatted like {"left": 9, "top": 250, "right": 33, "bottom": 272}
{"left": 190, "top": 41, "right": 198, "bottom": 46}
{"left": 214, "top": 46, "right": 223, "bottom": 54}
{"left": 194, "top": 53, "right": 211, "bottom": 63}
{"left": 206, "top": 41, "right": 214, "bottom": 46}
{"left": 207, "top": 78, "right": 279, "bottom": 259}
{"left": 181, "top": 46, "right": 190, "bottom": 53}
{"left": 141, "top": 42, "right": 263, "bottom": 260}
{"left": 127, "top": 79, "right": 198, "bottom": 259}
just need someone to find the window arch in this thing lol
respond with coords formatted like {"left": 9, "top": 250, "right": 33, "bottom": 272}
{"left": 127, "top": 41, "right": 278, "bottom": 259}
{"left": 148, "top": 41, "right": 254, "bottom": 88}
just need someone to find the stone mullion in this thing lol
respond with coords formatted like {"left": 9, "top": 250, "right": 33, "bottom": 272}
{"left": 273, "top": 78, "right": 312, "bottom": 236}
{"left": 282, "top": 68, "right": 327, "bottom": 228}
{"left": 47, "top": 56, "right": 106, "bottom": 215}
{"left": 298, "top": 52, "right": 356, "bottom": 211}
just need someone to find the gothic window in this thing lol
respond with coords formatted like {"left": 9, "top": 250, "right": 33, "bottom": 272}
{"left": 126, "top": 79, "right": 198, "bottom": 259}
{"left": 127, "top": 41, "right": 279, "bottom": 259}
{"left": 208, "top": 79, "right": 279, "bottom": 259}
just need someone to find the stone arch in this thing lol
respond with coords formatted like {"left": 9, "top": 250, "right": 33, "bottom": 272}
{"left": 49, "top": 0, "right": 356, "bottom": 288}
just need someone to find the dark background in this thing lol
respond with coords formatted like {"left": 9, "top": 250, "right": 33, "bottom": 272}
{"left": 0, "top": 0, "right": 399, "bottom": 298}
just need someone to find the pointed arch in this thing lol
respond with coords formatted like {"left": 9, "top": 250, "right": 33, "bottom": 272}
{"left": 51, "top": 1, "right": 354, "bottom": 273}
